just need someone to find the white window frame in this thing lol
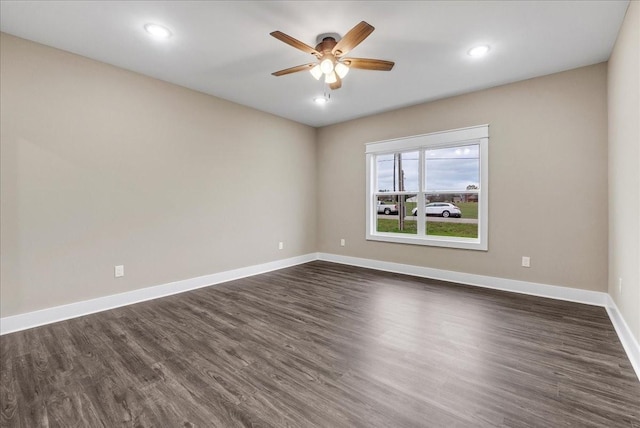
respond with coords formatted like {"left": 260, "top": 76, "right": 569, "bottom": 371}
{"left": 365, "top": 125, "right": 489, "bottom": 251}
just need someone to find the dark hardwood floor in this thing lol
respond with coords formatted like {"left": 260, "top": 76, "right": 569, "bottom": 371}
{"left": 1, "top": 261, "right": 639, "bottom": 427}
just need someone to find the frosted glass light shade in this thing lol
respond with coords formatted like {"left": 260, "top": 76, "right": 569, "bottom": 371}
{"left": 335, "top": 62, "right": 349, "bottom": 79}
{"left": 325, "top": 71, "right": 337, "bottom": 84}
{"left": 320, "top": 58, "right": 334, "bottom": 74}
{"left": 309, "top": 65, "right": 322, "bottom": 80}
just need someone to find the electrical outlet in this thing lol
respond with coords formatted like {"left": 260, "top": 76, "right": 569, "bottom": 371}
{"left": 114, "top": 265, "right": 124, "bottom": 278}
{"left": 521, "top": 256, "right": 530, "bottom": 268}
{"left": 278, "top": 241, "right": 284, "bottom": 250}
{"left": 340, "top": 238, "right": 346, "bottom": 247}
{"left": 618, "top": 277, "right": 622, "bottom": 294}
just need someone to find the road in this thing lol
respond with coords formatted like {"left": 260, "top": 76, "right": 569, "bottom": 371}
{"left": 377, "top": 215, "right": 478, "bottom": 224}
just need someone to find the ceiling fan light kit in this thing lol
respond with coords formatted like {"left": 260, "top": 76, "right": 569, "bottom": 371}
{"left": 270, "top": 21, "right": 394, "bottom": 91}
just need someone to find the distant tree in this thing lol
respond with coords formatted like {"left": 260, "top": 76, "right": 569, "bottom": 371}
{"left": 466, "top": 184, "right": 478, "bottom": 190}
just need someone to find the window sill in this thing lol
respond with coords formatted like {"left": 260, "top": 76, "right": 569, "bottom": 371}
{"left": 366, "top": 232, "right": 487, "bottom": 251}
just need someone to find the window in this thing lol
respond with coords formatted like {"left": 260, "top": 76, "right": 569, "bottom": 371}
{"left": 366, "top": 125, "right": 488, "bottom": 250}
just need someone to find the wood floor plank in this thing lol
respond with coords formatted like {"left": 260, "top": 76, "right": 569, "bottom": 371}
{"left": 1, "top": 261, "right": 639, "bottom": 427}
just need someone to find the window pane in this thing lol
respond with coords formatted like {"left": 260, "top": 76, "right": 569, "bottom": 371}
{"left": 376, "top": 194, "right": 417, "bottom": 235}
{"left": 376, "top": 154, "right": 395, "bottom": 192}
{"left": 425, "top": 144, "right": 479, "bottom": 192}
{"left": 376, "top": 151, "right": 419, "bottom": 192}
{"left": 423, "top": 193, "right": 478, "bottom": 239}
{"left": 400, "top": 151, "right": 419, "bottom": 192}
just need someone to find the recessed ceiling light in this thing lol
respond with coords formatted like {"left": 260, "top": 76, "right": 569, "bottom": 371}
{"left": 313, "top": 95, "right": 330, "bottom": 105}
{"left": 144, "top": 23, "right": 172, "bottom": 39}
{"left": 468, "top": 45, "right": 490, "bottom": 57}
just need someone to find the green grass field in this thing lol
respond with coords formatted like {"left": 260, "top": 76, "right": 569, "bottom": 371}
{"left": 456, "top": 202, "right": 478, "bottom": 219}
{"left": 376, "top": 219, "right": 478, "bottom": 238}
{"left": 426, "top": 222, "right": 478, "bottom": 238}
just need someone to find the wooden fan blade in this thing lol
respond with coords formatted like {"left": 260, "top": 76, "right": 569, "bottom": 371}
{"left": 342, "top": 58, "right": 395, "bottom": 71}
{"left": 271, "top": 63, "right": 317, "bottom": 76}
{"left": 332, "top": 21, "right": 374, "bottom": 57}
{"left": 270, "top": 31, "right": 320, "bottom": 57}
{"left": 329, "top": 75, "right": 342, "bottom": 90}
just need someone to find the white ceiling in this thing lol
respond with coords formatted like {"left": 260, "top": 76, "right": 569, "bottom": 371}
{"left": 0, "top": 1, "right": 629, "bottom": 127}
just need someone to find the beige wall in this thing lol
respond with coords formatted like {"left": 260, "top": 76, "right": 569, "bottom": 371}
{"left": 0, "top": 30, "right": 619, "bottom": 321}
{"left": 608, "top": 1, "right": 640, "bottom": 343}
{"left": 317, "top": 64, "right": 609, "bottom": 292}
{"left": 0, "top": 34, "right": 317, "bottom": 317}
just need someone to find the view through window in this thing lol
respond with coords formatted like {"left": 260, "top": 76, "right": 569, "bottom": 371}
{"left": 366, "top": 125, "right": 488, "bottom": 250}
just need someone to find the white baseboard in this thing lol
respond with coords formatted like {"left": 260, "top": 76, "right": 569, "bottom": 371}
{"left": 0, "top": 253, "right": 317, "bottom": 335}
{"left": 605, "top": 295, "right": 640, "bottom": 381}
{"left": 318, "top": 253, "right": 608, "bottom": 306}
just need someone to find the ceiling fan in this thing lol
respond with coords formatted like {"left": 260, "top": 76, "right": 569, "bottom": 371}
{"left": 270, "top": 21, "right": 394, "bottom": 90}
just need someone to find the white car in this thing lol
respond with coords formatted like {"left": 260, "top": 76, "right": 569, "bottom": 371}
{"left": 412, "top": 202, "right": 462, "bottom": 218}
{"left": 377, "top": 202, "right": 398, "bottom": 215}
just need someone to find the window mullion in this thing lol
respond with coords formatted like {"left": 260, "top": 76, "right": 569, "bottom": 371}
{"left": 417, "top": 149, "right": 425, "bottom": 236}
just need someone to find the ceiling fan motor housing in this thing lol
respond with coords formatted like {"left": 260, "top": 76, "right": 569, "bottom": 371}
{"left": 315, "top": 33, "right": 341, "bottom": 45}
{"left": 316, "top": 38, "right": 338, "bottom": 56}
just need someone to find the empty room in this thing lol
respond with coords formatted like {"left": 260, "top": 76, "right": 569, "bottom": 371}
{"left": 1, "top": 1, "right": 639, "bottom": 427}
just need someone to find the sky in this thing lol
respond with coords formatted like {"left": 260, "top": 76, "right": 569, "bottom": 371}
{"left": 376, "top": 144, "right": 479, "bottom": 192}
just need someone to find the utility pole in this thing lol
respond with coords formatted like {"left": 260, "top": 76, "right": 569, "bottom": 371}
{"left": 398, "top": 154, "right": 405, "bottom": 231}
{"left": 393, "top": 155, "right": 397, "bottom": 192}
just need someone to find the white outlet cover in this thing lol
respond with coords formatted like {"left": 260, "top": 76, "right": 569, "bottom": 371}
{"left": 114, "top": 265, "right": 124, "bottom": 277}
